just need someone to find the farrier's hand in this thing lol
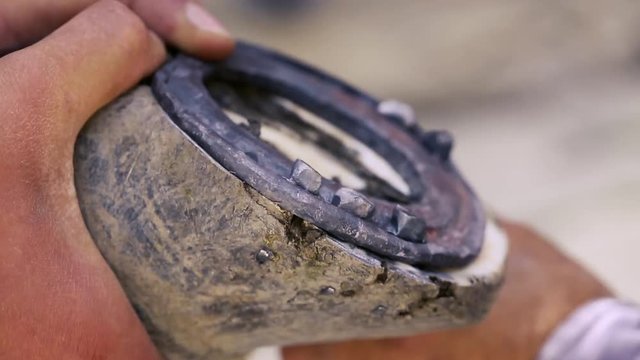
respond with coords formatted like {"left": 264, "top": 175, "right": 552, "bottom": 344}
{"left": 0, "top": 1, "right": 232, "bottom": 358}
{"left": 0, "top": 0, "right": 233, "bottom": 58}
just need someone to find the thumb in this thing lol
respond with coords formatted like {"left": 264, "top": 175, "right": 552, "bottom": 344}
{"left": 0, "top": 1, "right": 166, "bottom": 358}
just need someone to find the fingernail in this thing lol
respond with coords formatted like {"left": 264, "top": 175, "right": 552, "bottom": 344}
{"left": 185, "top": 2, "right": 229, "bottom": 36}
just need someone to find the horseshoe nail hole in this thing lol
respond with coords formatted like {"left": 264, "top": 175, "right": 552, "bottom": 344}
{"left": 245, "top": 151, "right": 259, "bottom": 162}
{"left": 331, "top": 195, "right": 341, "bottom": 206}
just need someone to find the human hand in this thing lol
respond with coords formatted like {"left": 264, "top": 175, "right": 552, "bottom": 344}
{"left": 284, "top": 221, "right": 611, "bottom": 360}
{"left": 0, "top": 0, "right": 233, "bottom": 58}
{"left": 0, "top": 1, "right": 232, "bottom": 358}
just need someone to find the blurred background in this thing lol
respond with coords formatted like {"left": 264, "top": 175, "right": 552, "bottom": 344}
{"left": 204, "top": 0, "right": 640, "bottom": 301}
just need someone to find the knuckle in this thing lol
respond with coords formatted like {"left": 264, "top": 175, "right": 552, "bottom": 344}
{"left": 81, "top": 1, "right": 157, "bottom": 77}
{"left": 101, "top": 1, "right": 150, "bottom": 49}
{"left": 123, "top": 21, "right": 151, "bottom": 53}
{"left": 86, "top": 1, "right": 150, "bottom": 56}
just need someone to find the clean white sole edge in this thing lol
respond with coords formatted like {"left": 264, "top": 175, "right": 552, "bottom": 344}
{"left": 246, "top": 346, "right": 283, "bottom": 360}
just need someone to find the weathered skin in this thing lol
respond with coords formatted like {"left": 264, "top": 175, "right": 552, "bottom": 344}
{"left": 74, "top": 86, "right": 505, "bottom": 359}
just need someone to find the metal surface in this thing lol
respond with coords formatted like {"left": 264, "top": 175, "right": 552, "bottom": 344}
{"left": 152, "top": 42, "right": 485, "bottom": 268}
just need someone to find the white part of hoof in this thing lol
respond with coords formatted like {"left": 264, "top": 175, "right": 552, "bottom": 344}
{"left": 246, "top": 346, "right": 283, "bottom": 360}
{"left": 444, "top": 218, "right": 509, "bottom": 286}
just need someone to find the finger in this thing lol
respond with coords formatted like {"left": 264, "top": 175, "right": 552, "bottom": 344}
{"left": 126, "top": 0, "right": 235, "bottom": 60}
{"left": 0, "top": 0, "right": 166, "bottom": 168}
{"left": 0, "top": 0, "right": 234, "bottom": 59}
{"left": 0, "top": 0, "right": 92, "bottom": 54}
